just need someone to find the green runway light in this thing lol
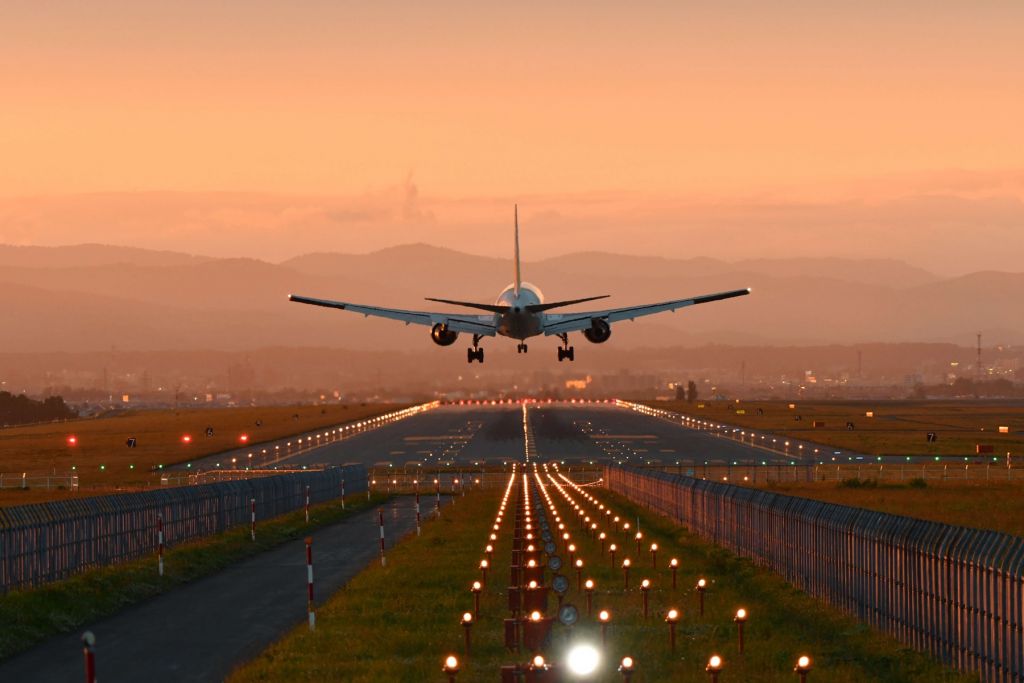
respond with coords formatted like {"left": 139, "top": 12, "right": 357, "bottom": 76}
{"left": 129, "top": 464, "right": 135, "bottom": 470}
{"left": 99, "top": 465, "right": 105, "bottom": 471}
{"left": 935, "top": 456, "right": 940, "bottom": 461}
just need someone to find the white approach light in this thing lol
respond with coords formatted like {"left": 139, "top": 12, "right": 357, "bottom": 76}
{"left": 566, "top": 643, "right": 601, "bottom": 676}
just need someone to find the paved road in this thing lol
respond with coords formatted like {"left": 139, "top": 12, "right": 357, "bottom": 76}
{"left": 0, "top": 499, "right": 441, "bottom": 682}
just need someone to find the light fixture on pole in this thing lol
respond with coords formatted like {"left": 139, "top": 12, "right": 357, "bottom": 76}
{"left": 618, "top": 655, "right": 636, "bottom": 682}
{"left": 696, "top": 578, "right": 707, "bottom": 617}
{"left": 706, "top": 655, "right": 723, "bottom": 682}
{"left": 470, "top": 581, "right": 482, "bottom": 620}
{"left": 622, "top": 558, "right": 631, "bottom": 590}
{"left": 794, "top": 655, "right": 813, "bottom": 682}
{"left": 665, "top": 609, "right": 680, "bottom": 653}
{"left": 598, "top": 610, "right": 611, "bottom": 646}
{"left": 734, "top": 608, "right": 748, "bottom": 653}
{"left": 640, "top": 579, "right": 651, "bottom": 618}
{"left": 442, "top": 654, "right": 460, "bottom": 683}
{"left": 461, "top": 612, "right": 473, "bottom": 655}
{"left": 669, "top": 558, "right": 679, "bottom": 590}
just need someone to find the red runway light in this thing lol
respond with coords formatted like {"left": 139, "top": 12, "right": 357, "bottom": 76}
{"left": 181, "top": 434, "right": 192, "bottom": 444}
{"left": 239, "top": 434, "right": 249, "bottom": 443}
{"left": 66, "top": 435, "right": 78, "bottom": 446}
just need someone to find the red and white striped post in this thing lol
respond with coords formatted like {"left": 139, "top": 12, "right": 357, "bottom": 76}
{"left": 157, "top": 514, "right": 165, "bottom": 577}
{"left": 82, "top": 631, "right": 96, "bottom": 683}
{"left": 379, "top": 508, "right": 387, "bottom": 566}
{"left": 305, "top": 485, "right": 310, "bottom": 524}
{"left": 305, "top": 537, "right": 315, "bottom": 630}
{"left": 250, "top": 497, "right": 256, "bottom": 541}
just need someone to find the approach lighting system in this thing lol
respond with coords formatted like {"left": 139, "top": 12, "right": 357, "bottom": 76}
{"left": 566, "top": 643, "right": 600, "bottom": 676}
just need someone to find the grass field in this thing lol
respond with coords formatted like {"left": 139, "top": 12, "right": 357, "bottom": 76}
{"left": 759, "top": 480, "right": 1024, "bottom": 538}
{"left": 230, "top": 480, "right": 966, "bottom": 682}
{"left": 0, "top": 403, "right": 400, "bottom": 506}
{"left": 0, "top": 492, "right": 388, "bottom": 659}
{"left": 648, "top": 399, "right": 1024, "bottom": 458}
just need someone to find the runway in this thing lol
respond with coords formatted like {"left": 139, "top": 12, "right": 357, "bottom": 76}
{"left": 209, "top": 403, "right": 799, "bottom": 470}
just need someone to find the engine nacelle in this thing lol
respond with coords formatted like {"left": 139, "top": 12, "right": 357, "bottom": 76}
{"left": 582, "top": 318, "right": 612, "bottom": 344}
{"left": 431, "top": 323, "right": 459, "bottom": 346}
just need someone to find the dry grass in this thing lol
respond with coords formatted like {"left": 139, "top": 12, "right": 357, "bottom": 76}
{"left": 649, "top": 400, "right": 1024, "bottom": 458}
{"left": 0, "top": 403, "right": 400, "bottom": 506}
{"left": 760, "top": 480, "right": 1024, "bottom": 537}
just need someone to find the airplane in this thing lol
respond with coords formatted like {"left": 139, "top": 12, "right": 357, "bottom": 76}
{"left": 288, "top": 207, "right": 750, "bottom": 363}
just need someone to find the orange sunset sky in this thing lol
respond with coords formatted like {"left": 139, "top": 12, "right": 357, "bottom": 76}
{"left": 1, "top": 1, "right": 1022, "bottom": 272}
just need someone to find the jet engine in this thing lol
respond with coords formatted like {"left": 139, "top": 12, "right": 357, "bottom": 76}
{"left": 582, "top": 318, "right": 611, "bottom": 344}
{"left": 431, "top": 323, "right": 459, "bottom": 346}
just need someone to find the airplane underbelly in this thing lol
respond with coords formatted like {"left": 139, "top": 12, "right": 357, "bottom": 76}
{"left": 497, "top": 312, "right": 542, "bottom": 339}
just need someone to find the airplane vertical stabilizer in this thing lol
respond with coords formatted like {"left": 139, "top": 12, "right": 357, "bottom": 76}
{"left": 513, "top": 204, "right": 522, "bottom": 296}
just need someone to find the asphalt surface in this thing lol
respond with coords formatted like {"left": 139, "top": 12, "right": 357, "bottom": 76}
{"left": 224, "top": 403, "right": 798, "bottom": 469}
{"left": 0, "top": 499, "right": 442, "bottom": 683}
{"left": 528, "top": 404, "right": 796, "bottom": 465}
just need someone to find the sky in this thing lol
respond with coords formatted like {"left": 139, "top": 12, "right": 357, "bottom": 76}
{"left": 2, "top": 1, "right": 1022, "bottom": 272}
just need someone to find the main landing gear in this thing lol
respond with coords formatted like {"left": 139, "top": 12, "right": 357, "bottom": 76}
{"left": 467, "top": 335, "right": 485, "bottom": 363}
{"left": 556, "top": 333, "right": 575, "bottom": 362}
{"left": 517, "top": 343, "right": 529, "bottom": 354}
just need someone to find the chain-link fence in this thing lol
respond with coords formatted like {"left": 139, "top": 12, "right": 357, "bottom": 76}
{"left": 605, "top": 465, "right": 1024, "bottom": 682}
{"left": 0, "top": 464, "right": 366, "bottom": 593}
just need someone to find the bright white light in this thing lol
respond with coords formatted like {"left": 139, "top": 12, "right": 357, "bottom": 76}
{"left": 566, "top": 643, "right": 601, "bottom": 676}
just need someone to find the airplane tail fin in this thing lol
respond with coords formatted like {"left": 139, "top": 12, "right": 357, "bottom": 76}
{"left": 514, "top": 205, "right": 522, "bottom": 297}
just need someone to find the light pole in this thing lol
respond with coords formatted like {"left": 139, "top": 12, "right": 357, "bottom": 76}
{"left": 443, "top": 654, "right": 460, "bottom": 683}
{"left": 640, "top": 579, "right": 651, "bottom": 619}
{"left": 470, "top": 581, "right": 482, "bottom": 620}
{"left": 650, "top": 542, "right": 658, "bottom": 569}
{"left": 622, "top": 558, "right": 631, "bottom": 590}
{"left": 734, "top": 608, "right": 747, "bottom": 653}
{"left": 599, "top": 610, "right": 611, "bottom": 646}
{"left": 584, "top": 579, "right": 595, "bottom": 617}
{"left": 609, "top": 543, "right": 617, "bottom": 569}
{"left": 461, "top": 612, "right": 473, "bottom": 655}
{"left": 669, "top": 558, "right": 679, "bottom": 589}
{"left": 618, "top": 656, "right": 636, "bottom": 683}
{"left": 697, "top": 578, "right": 707, "bottom": 616}
{"left": 665, "top": 609, "right": 680, "bottom": 653}
{"left": 706, "top": 655, "right": 723, "bottom": 683}
{"left": 794, "top": 655, "right": 813, "bottom": 682}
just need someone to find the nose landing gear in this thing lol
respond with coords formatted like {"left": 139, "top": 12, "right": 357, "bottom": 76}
{"left": 556, "top": 334, "right": 575, "bottom": 362}
{"left": 467, "top": 335, "right": 485, "bottom": 363}
{"left": 517, "top": 343, "right": 529, "bottom": 354}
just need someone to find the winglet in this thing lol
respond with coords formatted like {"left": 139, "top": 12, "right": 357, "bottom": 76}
{"left": 513, "top": 204, "right": 522, "bottom": 297}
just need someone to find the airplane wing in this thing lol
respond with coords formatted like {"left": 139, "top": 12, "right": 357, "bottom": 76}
{"left": 542, "top": 287, "right": 750, "bottom": 335}
{"left": 288, "top": 294, "right": 497, "bottom": 335}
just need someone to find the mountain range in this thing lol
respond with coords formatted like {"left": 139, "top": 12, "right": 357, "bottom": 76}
{"left": 0, "top": 243, "right": 1019, "bottom": 353}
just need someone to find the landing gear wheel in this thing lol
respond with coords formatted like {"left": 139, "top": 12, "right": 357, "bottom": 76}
{"left": 556, "top": 334, "right": 575, "bottom": 362}
{"left": 517, "top": 343, "right": 529, "bottom": 354}
{"left": 467, "top": 347, "right": 484, "bottom": 363}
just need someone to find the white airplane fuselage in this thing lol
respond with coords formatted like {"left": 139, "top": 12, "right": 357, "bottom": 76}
{"left": 494, "top": 283, "right": 545, "bottom": 340}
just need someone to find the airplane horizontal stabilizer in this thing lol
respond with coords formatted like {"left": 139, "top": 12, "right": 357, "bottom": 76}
{"left": 525, "top": 295, "right": 611, "bottom": 313}
{"left": 424, "top": 297, "right": 510, "bottom": 313}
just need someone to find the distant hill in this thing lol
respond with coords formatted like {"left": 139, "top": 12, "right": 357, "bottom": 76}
{"left": 0, "top": 242, "right": 1019, "bottom": 351}
{"left": 0, "top": 244, "right": 209, "bottom": 269}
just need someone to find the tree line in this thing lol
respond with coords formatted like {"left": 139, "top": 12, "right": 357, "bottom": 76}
{"left": 0, "top": 391, "right": 77, "bottom": 427}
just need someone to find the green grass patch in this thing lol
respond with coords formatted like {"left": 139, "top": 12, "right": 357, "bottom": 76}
{"left": 0, "top": 493, "right": 388, "bottom": 659}
{"left": 229, "top": 481, "right": 968, "bottom": 682}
